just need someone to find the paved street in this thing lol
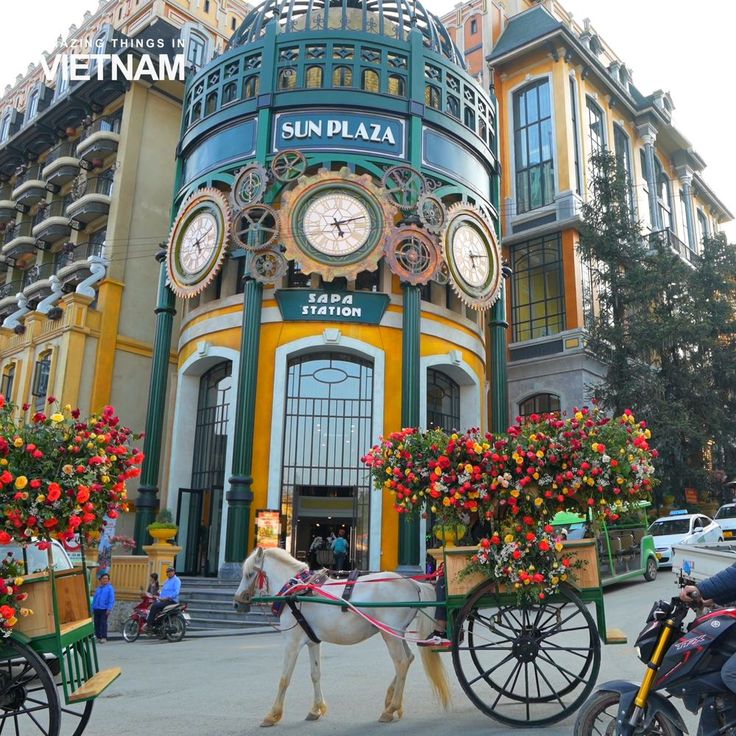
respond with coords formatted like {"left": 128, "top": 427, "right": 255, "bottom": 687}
{"left": 82, "top": 572, "right": 698, "bottom": 736}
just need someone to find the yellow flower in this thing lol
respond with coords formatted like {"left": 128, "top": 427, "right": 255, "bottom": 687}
{"left": 14, "top": 577, "right": 23, "bottom": 587}
{"left": 13, "top": 437, "right": 23, "bottom": 448}
{"left": 64, "top": 404, "right": 72, "bottom": 412}
{"left": 551, "top": 576, "right": 559, "bottom": 585}
{"left": 536, "top": 450, "right": 544, "bottom": 458}
{"left": 442, "top": 497, "right": 451, "bottom": 506}
{"left": 434, "top": 466, "right": 442, "bottom": 477}
{"left": 20, "top": 608, "right": 32, "bottom": 617}
{"left": 62, "top": 464, "right": 74, "bottom": 475}
{"left": 0, "top": 459, "right": 7, "bottom": 466}
{"left": 464, "top": 464, "right": 473, "bottom": 474}
{"left": 554, "top": 543, "right": 564, "bottom": 552}
{"left": 50, "top": 413, "right": 64, "bottom": 423}
{"left": 534, "top": 497, "right": 543, "bottom": 506}
{"left": 575, "top": 411, "right": 583, "bottom": 420}
{"left": 473, "top": 443, "right": 482, "bottom": 453}
{"left": 6, "top": 616, "right": 17, "bottom": 627}
{"left": 37, "top": 495, "right": 45, "bottom": 503}
{"left": 504, "top": 534, "right": 514, "bottom": 544}
{"left": 510, "top": 489, "right": 520, "bottom": 498}
{"left": 14, "top": 476, "right": 27, "bottom": 490}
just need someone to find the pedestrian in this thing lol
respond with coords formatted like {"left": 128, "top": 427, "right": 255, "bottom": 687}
{"left": 147, "top": 572, "right": 159, "bottom": 596}
{"left": 331, "top": 528, "right": 349, "bottom": 571}
{"left": 146, "top": 566, "right": 181, "bottom": 630}
{"left": 92, "top": 571, "right": 115, "bottom": 643}
{"left": 308, "top": 535, "right": 323, "bottom": 569}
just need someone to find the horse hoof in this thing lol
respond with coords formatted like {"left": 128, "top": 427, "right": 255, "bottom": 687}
{"left": 260, "top": 719, "right": 277, "bottom": 728}
{"left": 305, "top": 712, "right": 321, "bottom": 721}
{"left": 378, "top": 712, "right": 394, "bottom": 723}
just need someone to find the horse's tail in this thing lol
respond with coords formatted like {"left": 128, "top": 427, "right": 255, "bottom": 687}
{"left": 414, "top": 581, "right": 451, "bottom": 710}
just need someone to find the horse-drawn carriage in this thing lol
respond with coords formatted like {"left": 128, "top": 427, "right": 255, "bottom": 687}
{"left": 239, "top": 536, "right": 620, "bottom": 728}
{"left": 0, "top": 548, "right": 120, "bottom": 735}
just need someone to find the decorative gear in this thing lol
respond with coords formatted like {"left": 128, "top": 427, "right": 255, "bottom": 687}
{"left": 271, "top": 150, "right": 307, "bottom": 182}
{"left": 441, "top": 202, "right": 502, "bottom": 311}
{"left": 280, "top": 167, "right": 397, "bottom": 282}
{"left": 231, "top": 163, "right": 268, "bottom": 208}
{"left": 248, "top": 250, "right": 288, "bottom": 284}
{"left": 432, "top": 262, "right": 450, "bottom": 286}
{"left": 417, "top": 193, "right": 446, "bottom": 233}
{"left": 384, "top": 225, "right": 441, "bottom": 285}
{"left": 232, "top": 204, "right": 280, "bottom": 251}
{"left": 166, "top": 187, "right": 232, "bottom": 299}
{"left": 381, "top": 165, "right": 426, "bottom": 211}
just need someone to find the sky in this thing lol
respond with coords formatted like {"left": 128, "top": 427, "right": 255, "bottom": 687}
{"left": 0, "top": 0, "right": 733, "bottom": 241}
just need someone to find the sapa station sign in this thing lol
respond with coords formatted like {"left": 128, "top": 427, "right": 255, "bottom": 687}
{"left": 272, "top": 110, "right": 406, "bottom": 158}
{"left": 275, "top": 290, "right": 390, "bottom": 324}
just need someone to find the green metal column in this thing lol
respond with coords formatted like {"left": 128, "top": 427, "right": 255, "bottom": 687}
{"left": 489, "top": 267, "right": 512, "bottom": 434}
{"left": 222, "top": 276, "right": 263, "bottom": 576}
{"left": 134, "top": 252, "right": 176, "bottom": 552}
{"left": 398, "top": 282, "right": 421, "bottom": 569}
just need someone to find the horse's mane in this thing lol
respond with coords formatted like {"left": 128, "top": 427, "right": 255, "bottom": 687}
{"left": 243, "top": 546, "right": 308, "bottom": 574}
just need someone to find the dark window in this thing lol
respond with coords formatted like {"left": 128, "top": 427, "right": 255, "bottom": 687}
{"left": 569, "top": 78, "right": 581, "bottom": 194}
{"left": 0, "top": 115, "right": 10, "bottom": 143}
{"left": 287, "top": 261, "right": 310, "bottom": 288}
{"left": 235, "top": 255, "right": 246, "bottom": 294}
{"left": 511, "top": 233, "right": 565, "bottom": 341}
{"left": 427, "top": 369, "right": 460, "bottom": 431}
{"left": 513, "top": 79, "right": 554, "bottom": 214}
{"left": 519, "top": 393, "right": 560, "bottom": 418}
{"left": 355, "top": 269, "right": 380, "bottom": 291}
{"left": 31, "top": 354, "right": 51, "bottom": 412}
{"left": 231, "top": 17, "right": 236, "bottom": 30}
{"left": 470, "top": 18, "right": 478, "bottom": 34}
{"left": 332, "top": 66, "right": 353, "bottom": 87}
{"left": 463, "top": 107, "right": 475, "bottom": 130}
{"left": 613, "top": 124, "right": 634, "bottom": 213}
{"left": 447, "top": 94, "right": 460, "bottom": 118}
{"left": 205, "top": 91, "right": 217, "bottom": 115}
{"left": 243, "top": 76, "right": 259, "bottom": 98}
{"left": 187, "top": 33, "right": 206, "bottom": 67}
{"left": 586, "top": 97, "right": 605, "bottom": 189}
{"left": 305, "top": 66, "right": 323, "bottom": 88}
{"left": 1, "top": 364, "right": 14, "bottom": 401}
{"left": 388, "top": 75, "right": 405, "bottom": 96}
{"left": 425, "top": 85, "right": 441, "bottom": 109}
{"left": 278, "top": 68, "right": 297, "bottom": 90}
{"left": 222, "top": 81, "right": 237, "bottom": 104}
{"left": 361, "top": 69, "right": 379, "bottom": 92}
{"left": 679, "top": 189, "right": 691, "bottom": 249}
{"left": 204, "top": 0, "right": 210, "bottom": 12}
{"left": 654, "top": 157, "right": 674, "bottom": 231}
{"left": 419, "top": 281, "right": 432, "bottom": 302}
{"left": 696, "top": 209, "right": 709, "bottom": 244}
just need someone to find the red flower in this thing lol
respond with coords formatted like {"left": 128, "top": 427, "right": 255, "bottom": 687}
{"left": 46, "top": 483, "right": 61, "bottom": 503}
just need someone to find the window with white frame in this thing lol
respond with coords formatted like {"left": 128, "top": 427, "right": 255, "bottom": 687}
{"left": 585, "top": 97, "right": 605, "bottom": 191}
{"left": 1, "top": 363, "right": 15, "bottom": 401}
{"left": 679, "top": 189, "right": 691, "bottom": 249}
{"left": 569, "top": 77, "right": 581, "bottom": 195}
{"left": 25, "top": 90, "right": 39, "bottom": 123}
{"left": 613, "top": 124, "right": 634, "bottom": 215}
{"left": 31, "top": 352, "right": 51, "bottom": 412}
{"left": 513, "top": 78, "right": 554, "bottom": 214}
{"left": 0, "top": 114, "right": 10, "bottom": 143}
{"left": 696, "top": 209, "right": 709, "bottom": 245}
{"left": 654, "top": 157, "right": 674, "bottom": 231}
{"left": 639, "top": 149, "right": 652, "bottom": 229}
{"left": 187, "top": 32, "right": 207, "bottom": 67}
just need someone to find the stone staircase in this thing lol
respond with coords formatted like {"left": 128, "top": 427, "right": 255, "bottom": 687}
{"left": 178, "top": 576, "right": 278, "bottom": 631}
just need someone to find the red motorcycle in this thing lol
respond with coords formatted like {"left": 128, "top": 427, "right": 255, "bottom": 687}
{"left": 122, "top": 593, "right": 190, "bottom": 643}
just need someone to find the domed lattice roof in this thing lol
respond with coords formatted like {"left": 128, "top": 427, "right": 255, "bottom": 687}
{"left": 228, "top": 0, "right": 464, "bottom": 68}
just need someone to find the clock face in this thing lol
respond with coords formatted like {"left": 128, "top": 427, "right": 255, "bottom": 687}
{"left": 302, "top": 192, "right": 372, "bottom": 256}
{"left": 179, "top": 212, "right": 219, "bottom": 275}
{"left": 452, "top": 224, "right": 490, "bottom": 286}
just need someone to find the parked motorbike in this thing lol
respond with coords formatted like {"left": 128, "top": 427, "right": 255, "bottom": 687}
{"left": 574, "top": 596, "right": 736, "bottom": 735}
{"left": 122, "top": 593, "right": 190, "bottom": 643}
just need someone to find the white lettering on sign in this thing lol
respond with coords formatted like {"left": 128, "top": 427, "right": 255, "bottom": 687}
{"left": 280, "top": 118, "right": 396, "bottom": 145}
{"left": 41, "top": 53, "right": 186, "bottom": 82}
{"left": 301, "top": 292, "right": 361, "bottom": 317}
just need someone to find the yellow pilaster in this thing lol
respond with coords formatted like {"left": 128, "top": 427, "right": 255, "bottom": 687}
{"left": 90, "top": 279, "right": 125, "bottom": 410}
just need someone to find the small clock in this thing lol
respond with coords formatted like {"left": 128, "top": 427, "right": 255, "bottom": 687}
{"left": 281, "top": 167, "right": 396, "bottom": 281}
{"left": 442, "top": 204, "right": 502, "bottom": 310}
{"left": 166, "top": 188, "right": 231, "bottom": 299}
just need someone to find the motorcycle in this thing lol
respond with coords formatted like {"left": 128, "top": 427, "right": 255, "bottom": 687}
{"left": 574, "top": 596, "right": 736, "bottom": 735}
{"left": 122, "top": 592, "right": 190, "bottom": 643}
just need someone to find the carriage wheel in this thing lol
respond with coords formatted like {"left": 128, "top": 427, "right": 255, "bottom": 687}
{"left": 451, "top": 581, "right": 600, "bottom": 727}
{"left": 60, "top": 699, "right": 93, "bottom": 736}
{"left": 0, "top": 639, "right": 61, "bottom": 735}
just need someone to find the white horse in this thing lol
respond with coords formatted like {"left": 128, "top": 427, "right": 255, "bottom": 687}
{"left": 234, "top": 547, "right": 451, "bottom": 727}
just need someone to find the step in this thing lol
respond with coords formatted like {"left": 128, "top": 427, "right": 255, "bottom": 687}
{"left": 605, "top": 627, "right": 628, "bottom": 644}
{"left": 188, "top": 618, "right": 274, "bottom": 630}
{"left": 69, "top": 667, "right": 122, "bottom": 703}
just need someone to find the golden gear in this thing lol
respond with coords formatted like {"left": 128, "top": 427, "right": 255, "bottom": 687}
{"left": 280, "top": 167, "right": 397, "bottom": 282}
{"left": 271, "top": 149, "right": 307, "bottom": 182}
{"left": 384, "top": 225, "right": 441, "bottom": 285}
{"left": 165, "top": 187, "right": 231, "bottom": 299}
{"left": 441, "top": 202, "right": 502, "bottom": 311}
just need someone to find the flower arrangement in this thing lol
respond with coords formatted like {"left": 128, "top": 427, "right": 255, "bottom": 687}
{"left": 110, "top": 535, "right": 137, "bottom": 552}
{"left": 0, "top": 553, "right": 32, "bottom": 637}
{"left": 363, "top": 405, "right": 658, "bottom": 601}
{"left": 0, "top": 396, "right": 144, "bottom": 550}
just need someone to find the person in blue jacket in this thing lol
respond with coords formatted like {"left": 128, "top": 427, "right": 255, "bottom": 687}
{"left": 331, "top": 529, "right": 349, "bottom": 571}
{"left": 682, "top": 566, "right": 736, "bottom": 692}
{"left": 146, "top": 566, "right": 181, "bottom": 629}
{"left": 92, "top": 571, "right": 115, "bottom": 643}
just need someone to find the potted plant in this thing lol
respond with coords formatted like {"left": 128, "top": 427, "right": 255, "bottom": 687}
{"left": 147, "top": 509, "right": 178, "bottom": 545}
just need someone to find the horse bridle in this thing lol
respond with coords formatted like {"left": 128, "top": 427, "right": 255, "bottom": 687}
{"left": 235, "top": 558, "right": 269, "bottom": 604}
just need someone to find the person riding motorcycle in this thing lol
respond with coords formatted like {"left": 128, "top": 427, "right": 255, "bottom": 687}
{"left": 145, "top": 566, "right": 181, "bottom": 630}
{"left": 681, "top": 562, "right": 736, "bottom": 694}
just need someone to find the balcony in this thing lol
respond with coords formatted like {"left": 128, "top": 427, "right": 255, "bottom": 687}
{"left": 2, "top": 219, "right": 37, "bottom": 267}
{"left": 647, "top": 228, "right": 699, "bottom": 266}
{"left": 55, "top": 238, "right": 105, "bottom": 291}
{"left": 0, "top": 184, "right": 16, "bottom": 224}
{"left": 76, "top": 116, "right": 121, "bottom": 167}
{"left": 65, "top": 172, "right": 114, "bottom": 228}
{"left": 32, "top": 197, "right": 72, "bottom": 247}
{"left": 0, "top": 280, "right": 22, "bottom": 313}
{"left": 12, "top": 164, "right": 46, "bottom": 209}
{"left": 20, "top": 262, "right": 56, "bottom": 301}
{"left": 42, "top": 140, "right": 80, "bottom": 190}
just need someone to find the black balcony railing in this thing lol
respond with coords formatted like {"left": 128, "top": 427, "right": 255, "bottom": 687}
{"left": 3, "top": 219, "right": 33, "bottom": 244}
{"left": 648, "top": 228, "right": 698, "bottom": 264}
{"left": 33, "top": 196, "right": 72, "bottom": 227}
{"left": 21, "top": 262, "right": 54, "bottom": 289}
{"left": 54, "top": 239, "right": 104, "bottom": 269}
{"left": 0, "top": 280, "right": 22, "bottom": 299}
{"left": 79, "top": 115, "right": 122, "bottom": 141}
{"left": 44, "top": 140, "right": 78, "bottom": 166}
{"left": 0, "top": 184, "right": 13, "bottom": 201}
{"left": 69, "top": 171, "right": 114, "bottom": 202}
{"left": 13, "top": 164, "right": 44, "bottom": 188}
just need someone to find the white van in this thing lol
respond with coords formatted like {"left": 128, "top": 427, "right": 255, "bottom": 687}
{"left": 0, "top": 539, "right": 74, "bottom": 574}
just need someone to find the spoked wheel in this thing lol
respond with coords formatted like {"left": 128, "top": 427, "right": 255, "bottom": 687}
{"left": 59, "top": 698, "right": 93, "bottom": 736}
{"left": 452, "top": 581, "right": 601, "bottom": 727}
{"left": 573, "top": 690, "right": 683, "bottom": 735}
{"left": 165, "top": 615, "right": 185, "bottom": 643}
{"left": 0, "top": 639, "right": 61, "bottom": 735}
{"left": 644, "top": 557, "right": 658, "bottom": 582}
{"left": 122, "top": 618, "right": 140, "bottom": 643}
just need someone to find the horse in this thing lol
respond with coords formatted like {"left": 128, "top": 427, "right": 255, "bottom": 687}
{"left": 234, "top": 547, "right": 451, "bottom": 727}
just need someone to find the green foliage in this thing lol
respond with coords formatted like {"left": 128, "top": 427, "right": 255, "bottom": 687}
{"left": 579, "top": 150, "right": 736, "bottom": 504}
{"left": 148, "top": 508, "right": 177, "bottom": 531}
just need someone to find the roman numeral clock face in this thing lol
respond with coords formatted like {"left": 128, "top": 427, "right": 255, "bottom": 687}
{"left": 179, "top": 212, "right": 218, "bottom": 273}
{"left": 452, "top": 224, "right": 490, "bottom": 286}
{"left": 302, "top": 193, "right": 371, "bottom": 256}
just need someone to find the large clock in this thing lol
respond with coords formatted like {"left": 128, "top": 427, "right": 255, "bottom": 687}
{"left": 281, "top": 167, "right": 396, "bottom": 281}
{"left": 441, "top": 204, "right": 502, "bottom": 310}
{"left": 166, "top": 188, "right": 231, "bottom": 298}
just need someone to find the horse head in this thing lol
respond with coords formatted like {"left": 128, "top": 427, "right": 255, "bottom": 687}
{"left": 234, "top": 546, "right": 266, "bottom": 611}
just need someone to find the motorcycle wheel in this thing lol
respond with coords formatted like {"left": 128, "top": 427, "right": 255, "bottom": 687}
{"left": 122, "top": 618, "right": 140, "bottom": 643}
{"left": 165, "top": 615, "right": 186, "bottom": 642}
{"left": 574, "top": 690, "right": 683, "bottom": 735}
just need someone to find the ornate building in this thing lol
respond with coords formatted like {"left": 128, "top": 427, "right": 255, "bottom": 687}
{"left": 139, "top": 0, "right": 503, "bottom": 575}
{"left": 0, "top": 0, "right": 247, "bottom": 544}
{"left": 440, "top": 0, "right": 732, "bottom": 419}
